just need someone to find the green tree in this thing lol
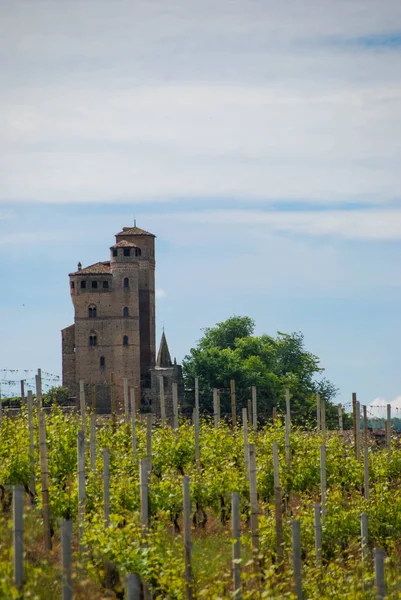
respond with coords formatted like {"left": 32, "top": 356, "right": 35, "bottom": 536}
{"left": 182, "top": 315, "right": 341, "bottom": 426}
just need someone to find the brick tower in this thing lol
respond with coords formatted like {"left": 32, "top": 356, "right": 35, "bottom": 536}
{"left": 61, "top": 226, "right": 156, "bottom": 408}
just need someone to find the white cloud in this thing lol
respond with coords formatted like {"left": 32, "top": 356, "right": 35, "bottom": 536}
{"left": 158, "top": 208, "right": 401, "bottom": 241}
{"left": 0, "top": 1, "right": 400, "bottom": 204}
{"left": 155, "top": 289, "right": 167, "bottom": 299}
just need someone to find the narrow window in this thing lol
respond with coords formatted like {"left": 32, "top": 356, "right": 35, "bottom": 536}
{"left": 71, "top": 281, "right": 75, "bottom": 289}
{"left": 100, "top": 356, "right": 105, "bottom": 367}
{"left": 123, "top": 248, "right": 131, "bottom": 257}
{"left": 136, "top": 248, "right": 142, "bottom": 257}
{"left": 81, "top": 280, "right": 86, "bottom": 289}
{"left": 91, "top": 280, "right": 98, "bottom": 289}
{"left": 88, "top": 306, "right": 97, "bottom": 318}
{"left": 73, "top": 344, "right": 76, "bottom": 353}
{"left": 102, "top": 281, "right": 109, "bottom": 289}
{"left": 124, "top": 277, "right": 129, "bottom": 289}
{"left": 123, "top": 306, "right": 129, "bottom": 317}
{"left": 113, "top": 249, "right": 118, "bottom": 257}
{"left": 89, "top": 335, "right": 97, "bottom": 347}
{"left": 123, "top": 335, "right": 128, "bottom": 346}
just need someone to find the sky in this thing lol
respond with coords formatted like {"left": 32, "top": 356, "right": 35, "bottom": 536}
{"left": 1, "top": 0, "right": 401, "bottom": 413}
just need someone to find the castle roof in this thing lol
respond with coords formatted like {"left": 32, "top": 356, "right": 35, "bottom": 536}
{"left": 156, "top": 331, "right": 173, "bottom": 368}
{"left": 110, "top": 240, "right": 139, "bottom": 249}
{"left": 69, "top": 261, "right": 111, "bottom": 276}
{"left": 116, "top": 226, "right": 155, "bottom": 237}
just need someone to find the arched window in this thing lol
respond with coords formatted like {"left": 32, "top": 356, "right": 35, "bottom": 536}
{"left": 88, "top": 305, "right": 97, "bottom": 318}
{"left": 124, "top": 277, "right": 129, "bottom": 289}
{"left": 100, "top": 356, "right": 105, "bottom": 367}
{"left": 123, "top": 306, "right": 129, "bottom": 317}
{"left": 123, "top": 335, "right": 128, "bottom": 346}
{"left": 89, "top": 334, "right": 97, "bottom": 347}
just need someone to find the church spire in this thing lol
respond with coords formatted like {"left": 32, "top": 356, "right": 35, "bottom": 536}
{"left": 156, "top": 330, "right": 173, "bottom": 368}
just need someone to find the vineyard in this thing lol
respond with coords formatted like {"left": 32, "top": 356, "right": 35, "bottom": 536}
{"left": 0, "top": 391, "right": 401, "bottom": 599}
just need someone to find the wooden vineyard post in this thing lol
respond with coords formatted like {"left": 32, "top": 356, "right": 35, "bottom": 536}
{"left": 77, "top": 430, "right": 86, "bottom": 555}
{"left": 242, "top": 408, "right": 249, "bottom": 477}
{"left": 79, "top": 380, "right": 86, "bottom": 430}
{"left": 216, "top": 390, "right": 221, "bottom": 427}
{"left": 273, "top": 440, "right": 280, "bottom": 488}
{"left": 316, "top": 393, "right": 321, "bottom": 432}
{"left": 314, "top": 503, "right": 322, "bottom": 567}
{"left": 103, "top": 449, "right": 110, "bottom": 528}
{"left": 272, "top": 406, "right": 277, "bottom": 424}
{"left": 20, "top": 380, "right": 25, "bottom": 406}
{"left": 36, "top": 369, "right": 43, "bottom": 408}
{"left": 352, "top": 392, "right": 357, "bottom": 456}
{"left": 38, "top": 409, "right": 51, "bottom": 552}
{"left": 194, "top": 377, "right": 199, "bottom": 415}
{"left": 292, "top": 519, "right": 303, "bottom": 600}
{"left": 361, "top": 513, "right": 368, "bottom": 562}
{"left": 386, "top": 404, "right": 391, "bottom": 455}
{"left": 123, "top": 378, "right": 129, "bottom": 422}
{"left": 232, "top": 492, "right": 242, "bottom": 599}
{"left": 374, "top": 549, "right": 386, "bottom": 599}
{"left": 194, "top": 408, "right": 200, "bottom": 468}
{"left": 90, "top": 414, "right": 96, "bottom": 471}
{"left": 172, "top": 382, "right": 179, "bottom": 429}
{"left": 248, "top": 399, "right": 252, "bottom": 427}
{"left": 274, "top": 486, "right": 284, "bottom": 568}
{"left": 130, "top": 389, "right": 137, "bottom": 461}
{"left": 27, "top": 390, "right": 36, "bottom": 500}
{"left": 213, "top": 388, "right": 218, "bottom": 429}
{"left": 61, "top": 519, "right": 73, "bottom": 600}
{"left": 146, "top": 414, "right": 152, "bottom": 472}
{"left": 356, "top": 401, "right": 361, "bottom": 461}
{"left": 183, "top": 476, "right": 193, "bottom": 600}
{"left": 363, "top": 405, "right": 368, "bottom": 446}
{"left": 338, "top": 403, "right": 343, "bottom": 435}
{"left": 320, "top": 445, "right": 327, "bottom": 522}
{"left": 140, "top": 459, "right": 149, "bottom": 532}
{"left": 364, "top": 446, "right": 370, "bottom": 500}
{"left": 0, "top": 389, "right": 2, "bottom": 425}
{"left": 126, "top": 574, "right": 141, "bottom": 599}
{"left": 230, "top": 379, "right": 237, "bottom": 428}
{"left": 321, "top": 396, "right": 326, "bottom": 443}
{"left": 159, "top": 376, "right": 166, "bottom": 425}
{"left": 13, "top": 485, "right": 24, "bottom": 590}
{"left": 252, "top": 385, "right": 257, "bottom": 430}
{"left": 91, "top": 384, "right": 96, "bottom": 412}
{"left": 285, "top": 390, "right": 291, "bottom": 465}
{"left": 110, "top": 373, "right": 116, "bottom": 429}
{"left": 248, "top": 444, "right": 259, "bottom": 567}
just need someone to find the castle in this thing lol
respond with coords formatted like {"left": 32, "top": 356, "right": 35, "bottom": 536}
{"left": 61, "top": 225, "right": 182, "bottom": 414}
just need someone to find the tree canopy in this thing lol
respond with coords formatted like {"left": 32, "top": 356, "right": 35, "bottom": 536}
{"left": 182, "top": 315, "right": 345, "bottom": 427}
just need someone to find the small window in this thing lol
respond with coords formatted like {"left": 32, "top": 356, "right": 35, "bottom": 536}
{"left": 89, "top": 335, "right": 97, "bottom": 347}
{"left": 124, "top": 278, "right": 129, "bottom": 289}
{"left": 100, "top": 356, "right": 105, "bottom": 367}
{"left": 81, "top": 280, "right": 86, "bottom": 289}
{"left": 135, "top": 248, "right": 142, "bottom": 257}
{"left": 102, "top": 281, "right": 109, "bottom": 289}
{"left": 123, "top": 335, "right": 128, "bottom": 346}
{"left": 73, "top": 344, "right": 76, "bottom": 353}
{"left": 113, "top": 249, "right": 118, "bottom": 257}
{"left": 91, "top": 280, "right": 98, "bottom": 289}
{"left": 88, "top": 306, "right": 97, "bottom": 318}
{"left": 123, "top": 248, "right": 131, "bottom": 257}
{"left": 71, "top": 281, "right": 75, "bottom": 289}
{"left": 123, "top": 306, "right": 129, "bottom": 317}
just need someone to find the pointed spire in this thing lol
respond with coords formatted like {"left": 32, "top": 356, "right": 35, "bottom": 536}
{"left": 156, "top": 331, "right": 172, "bottom": 368}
